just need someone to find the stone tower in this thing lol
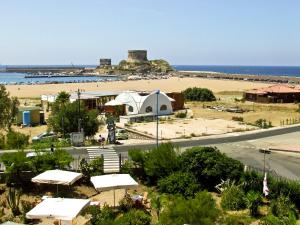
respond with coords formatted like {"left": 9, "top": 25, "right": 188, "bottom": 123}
{"left": 127, "top": 50, "right": 148, "bottom": 63}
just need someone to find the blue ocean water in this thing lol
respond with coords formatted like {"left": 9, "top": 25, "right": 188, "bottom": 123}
{"left": 173, "top": 65, "right": 300, "bottom": 77}
{"left": 0, "top": 64, "right": 118, "bottom": 84}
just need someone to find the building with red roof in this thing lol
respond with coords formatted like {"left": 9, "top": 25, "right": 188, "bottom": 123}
{"left": 244, "top": 84, "right": 300, "bottom": 103}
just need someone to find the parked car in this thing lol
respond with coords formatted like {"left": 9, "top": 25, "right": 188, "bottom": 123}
{"left": 115, "top": 129, "right": 129, "bottom": 140}
{"left": 32, "top": 131, "right": 58, "bottom": 142}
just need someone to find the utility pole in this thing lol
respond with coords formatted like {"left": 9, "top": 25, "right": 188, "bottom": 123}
{"left": 156, "top": 90, "right": 160, "bottom": 148}
{"left": 77, "top": 88, "right": 81, "bottom": 132}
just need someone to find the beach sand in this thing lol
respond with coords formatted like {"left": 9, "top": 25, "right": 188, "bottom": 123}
{"left": 5, "top": 77, "right": 269, "bottom": 98}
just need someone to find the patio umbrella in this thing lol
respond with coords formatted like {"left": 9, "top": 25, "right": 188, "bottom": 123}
{"left": 26, "top": 198, "right": 90, "bottom": 223}
{"left": 32, "top": 170, "right": 83, "bottom": 194}
{"left": 91, "top": 174, "right": 138, "bottom": 206}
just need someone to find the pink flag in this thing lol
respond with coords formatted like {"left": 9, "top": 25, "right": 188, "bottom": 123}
{"left": 263, "top": 172, "right": 269, "bottom": 197}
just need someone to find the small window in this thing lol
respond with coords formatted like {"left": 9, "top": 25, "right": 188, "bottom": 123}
{"left": 128, "top": 106, "right": 134, "bottom": 112}
{"left": 160, "top": 104, "right": 167, "bottom": 111}
{"left": 145, "top": 106, "right": 153, "bottom": 113}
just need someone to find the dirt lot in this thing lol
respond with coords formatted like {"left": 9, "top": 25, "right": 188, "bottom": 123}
{"left": 188, "top": 93, "right": 300, "bottom": 127}
{"left": 127, "top": 117, "right": 255, "bottom": 139}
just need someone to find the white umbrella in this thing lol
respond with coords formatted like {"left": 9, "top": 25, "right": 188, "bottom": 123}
{"left": 91, "top": 174, "right": 138, "bottom": 206}
{"left": 32, "top": 170, "right": 83, "bottom": 194}
{"left": 26, "top": 198, "right": 90, "bottom": 222}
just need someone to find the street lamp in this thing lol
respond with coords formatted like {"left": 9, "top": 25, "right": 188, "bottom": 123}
{"left": 156, "top": 90, "right": 160, "bottom": 148}
{"left": 259, "top": 148, "right": 271, "bottom": 174}
{"left": 77, "top": 89, "right": 82, "bottom": 132}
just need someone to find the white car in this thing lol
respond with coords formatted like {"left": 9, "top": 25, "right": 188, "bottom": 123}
{"left": 32, "top": 132, "right": 57, "bottom": 142}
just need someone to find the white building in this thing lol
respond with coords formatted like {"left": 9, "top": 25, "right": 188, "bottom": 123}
{"left": 105, "top": 90, "right": 174, "bottom": 116}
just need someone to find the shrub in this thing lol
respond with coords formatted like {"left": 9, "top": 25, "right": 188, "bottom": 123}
{"left": 158, "top": 172, "right": 200, "bottom": 198}
{"left": 6, "top": 130, "right": 29, "bottom": 149}
{"left": 270, "top": 195, "right": 297, "bottom": 220}
{"left": 119, "top": 194, "right": 134, "bottom": 213}
{"left": 144, "top": 143, "right": 179, "bottom": 184}
{"left": 220, "top": 214, "right": 254, "bottom": 225}
{"left": 232, "top": 116, "right": 244, "bottom": 122}
{"left": 221, "top": 185, "right": 247, "bottom": 210}
{"left": 115, "top": 209, "right": 151, "bottom": 225}
{"left": 160, "top": 191, "right": 219, "bottom": 225}
{"left": 246, "top": 191, "right": 262, "bottom": 217}
{"left": 0, "top": 133, "right": 5, "bottom": 149}
{"left": 255, "top": 119, "right": 272, "bottom": 129}
{"left": 183, "top": 87, "right": 216, "bottom": 102}
{"left": 30, "top": 149, "right": 73, "bottom": 173}
{"left": 180, "top": 146, "right": 243, "bottom": 190}
{"left": 79, "top": 157, "right": 104, "bottom": 183}
{"left": 268, "top": 178, "right": 300, "bottom": 210}
{"left": 175, "top": 111, "right": 187, "bottom": 118}
{"left": 260, "top": 213, "right": 297, "bottom": 225}
{"left": 83, "top": 204, "right": 116, "bottom": 225}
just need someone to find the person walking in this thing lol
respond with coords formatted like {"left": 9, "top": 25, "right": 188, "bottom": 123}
{"left": 98, "top": 134, "right": 105, "bottom": 148}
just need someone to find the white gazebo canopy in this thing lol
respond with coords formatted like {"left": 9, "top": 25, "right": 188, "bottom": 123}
{"left": 91, "top": 174, "right": 138, "bottom": 191}
{"left": 91, "top": 174, "right": 138, "bottom": 206}
{"left": 32, "top": 170, "right": 82, "bottom": 185}
{"left": 26, "top": 198, "right": 90, "bottom": 221}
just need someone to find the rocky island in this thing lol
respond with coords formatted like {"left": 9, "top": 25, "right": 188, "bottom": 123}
{"left": 95, "top": 50, "right": 173, "bottom": 75}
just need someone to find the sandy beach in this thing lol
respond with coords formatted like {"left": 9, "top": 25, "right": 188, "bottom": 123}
{"left": 5, "top": 77, "right": 269, "bottom": 98}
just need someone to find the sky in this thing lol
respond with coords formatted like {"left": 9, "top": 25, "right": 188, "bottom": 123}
{"left": 0, "top": 0, "right": 300, "bottom": 66}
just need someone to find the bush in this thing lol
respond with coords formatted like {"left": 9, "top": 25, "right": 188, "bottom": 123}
{"left": 260, "top": 213, "right": 297, "bottom": 225}
{"left": 144, "top": 143, "right": 179, "bottom": 184}
{"left": 175, "top": 111, "right": 187, "bottom": 118}
{"left": 220, "top": 214, "right": 254, "bottom": 225}
{"left": 0, "top": 133, "right": 5, "bottom": 149}
{"left": 157, "top": 172, "right": 200, "bottom": 198}
{"left": 115, "top": 209, "right": 151, "bottom": 225}
{"left": 79, "top": 157, "right": 104, "bottom": 183}
{"left": 270, "top": 195, "right": 297, "bottom": 220}
{"left": 30, "top": 149, "right": 73, "bottom": 173}
{"left": 6, "top": 131, "right": 29, "bottom": 149}
{"left": 83, "top": 204, "right": 116, "bottom": 225}
{"left": 160, "top": 191, "right": 219, "bottom": 225}
{"left": 255, "top": 119, "right": 272, "bottom": 129}
{"left": 232, "top": 116, "right": 244, "bottom": 122}
{"left": 221, "top": 185, "right": 247, "bottom": 210}
{"left": 246, "top": 191, "right": 262, "bottom": 217}
{"left": 180, "top": 146, "right": 243, "bottom": 190}
{"left": 183, "top": 87, "right": 216, "bottom": 102}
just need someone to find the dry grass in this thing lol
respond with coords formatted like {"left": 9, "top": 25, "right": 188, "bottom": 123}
{"left": 188, "top": 94, "right": 300, "bottom": 126}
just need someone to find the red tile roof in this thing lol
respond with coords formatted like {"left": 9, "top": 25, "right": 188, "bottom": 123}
{"left": 246, "top": 84, "right": 300, "bottom": 94}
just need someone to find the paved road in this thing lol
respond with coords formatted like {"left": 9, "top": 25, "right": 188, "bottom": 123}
{"left": 114, "top": 128, "right": 300, "bottom": 180}
{"left": 1, "top": 125, "right": 300, "bottom": 180}
{"left": 113, "top": 124, "right": 300, "bottom": 152}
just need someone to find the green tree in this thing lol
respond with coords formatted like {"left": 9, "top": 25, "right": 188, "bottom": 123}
{"left": 6, "top": 130, "right": 29, "bottom": 149}
{"left": 48, "top": 101, "right": 100, "bottom": 137}
{"left": 183, "top": 87, "right": 216, "bottom": 102}
{"left": 0, "top": 150, "right": 32, "bottom": 185}
{"left": 144, "top": 143, "right": 179, "bottom": 184}
{"left": 180, "top": 146, "right": 243, "bottom": 190}
{"left": 160, "top": 191, "right": 219, "bottom": 225}
{"left": 0, "top": 85, "right": 19, "bottom": 130}
{"left": 158, "top": 172, "right": 200, "bottom": 198}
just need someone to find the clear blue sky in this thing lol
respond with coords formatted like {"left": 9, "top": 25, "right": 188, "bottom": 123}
{"left": 1, "top": 0, "right": 299, "bottom": 66}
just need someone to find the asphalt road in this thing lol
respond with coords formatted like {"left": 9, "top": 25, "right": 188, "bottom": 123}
{"left": 113, "top": 127, "right": 300, "bottom": 180}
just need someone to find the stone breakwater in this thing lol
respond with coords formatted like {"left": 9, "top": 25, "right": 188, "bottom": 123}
{"left": 176, "top": 71, "right": 300, "bottom": 84}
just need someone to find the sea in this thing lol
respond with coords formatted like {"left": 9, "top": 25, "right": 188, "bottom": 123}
{"left": 173, "top": 65, "right": 300, "bottom": 77}
{"left": 1, "top": 65, "right": 300, "bottom": 84}
{"left": 0, "top": 65, "right": 117, "bottom": 84}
